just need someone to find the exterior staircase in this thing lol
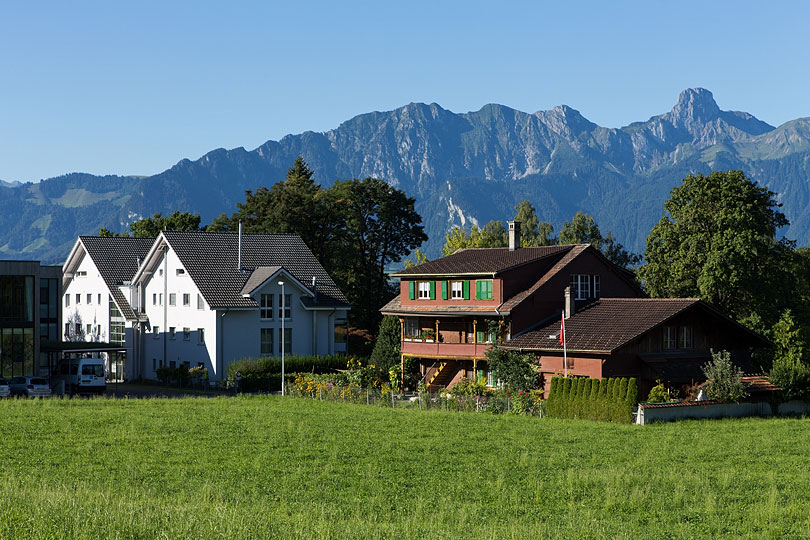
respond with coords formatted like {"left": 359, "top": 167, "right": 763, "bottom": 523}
{"left": 426, "top": 361, "right": 455, "bottom": 392}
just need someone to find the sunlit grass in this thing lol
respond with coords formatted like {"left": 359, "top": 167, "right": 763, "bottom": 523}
{"left": 0, "top": 396, "right": 808, "bottom": 539}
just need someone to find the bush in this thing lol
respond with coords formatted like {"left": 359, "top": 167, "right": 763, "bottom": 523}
{"left": 485, "top": 345, "right": 539, "bottom": 391}
{"left": 702, "top": 350, "right": 748, "bottom": 403}
{"left": 646, "top": 382, "right": 670, "bottom": 403}
{"left": 369, "top": 316, "right": 401, "bottom": 375}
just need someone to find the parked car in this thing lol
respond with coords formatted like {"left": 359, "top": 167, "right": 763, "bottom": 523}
{"left": 0, "top": 378, "right": 9, "bottom": 397}
{"left": 9, "top": 376, "right": 52, "bottom": 398}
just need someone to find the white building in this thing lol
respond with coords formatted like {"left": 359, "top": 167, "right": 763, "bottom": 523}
{"left": 61, "top": 236, "right": 154, "bottom": 378}
{"left": 62, "top": 231, "right": 350, "bottom": 382}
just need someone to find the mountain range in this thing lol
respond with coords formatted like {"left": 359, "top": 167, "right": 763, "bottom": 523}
{"left": 2, "top": 87, "right": 809, "bottom": 264}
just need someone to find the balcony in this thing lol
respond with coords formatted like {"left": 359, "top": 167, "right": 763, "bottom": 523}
{"left": 401, "top": 339, "right": 491, "bottom": 359}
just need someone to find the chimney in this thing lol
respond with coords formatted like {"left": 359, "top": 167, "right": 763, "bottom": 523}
{"left": 508, "top": 220, "right": 521, "bottom": 251}
{"left": 564, "top": 286, "right": 574, "bottom": 319}
{"left": 237, "top": 221, "right": 243, "bottom": 272}
{"left": 311, "top": 276, "right": 317, "bottom": 299}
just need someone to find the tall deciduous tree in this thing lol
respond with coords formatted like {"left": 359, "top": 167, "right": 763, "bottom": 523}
{"left": 330, "top": 177, "right": 427, "bottom": 330}
{"left": 514, "top": 200, "right": 555, "bottom": 246}
{"left": 638, "top": 170, "right": 792, "bottom": 322}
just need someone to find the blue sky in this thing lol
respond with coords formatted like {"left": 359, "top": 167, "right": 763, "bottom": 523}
{"left": 1, "top": 0, "right": 808, "bottom": 183}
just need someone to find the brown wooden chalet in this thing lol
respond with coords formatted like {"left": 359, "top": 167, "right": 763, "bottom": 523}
{"left": 504, "top": 296, "right": 771, "bottom": 398}
{"left": 381, "top": 221, "right": 644, "bottom": 391}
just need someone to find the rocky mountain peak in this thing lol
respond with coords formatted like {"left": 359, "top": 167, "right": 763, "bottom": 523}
{"left": 669, "top": 87, "right": 721, "bottom": 126}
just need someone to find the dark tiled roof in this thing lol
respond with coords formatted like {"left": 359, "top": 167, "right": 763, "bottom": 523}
{"left": 392, "top": 245, "right": 573, "bottom": 276}
{"left": 380, "top": 295, "right": 504, "bottom": 316}
{"left": 505, "top": 298, "right": 701, "bottom": 353}
{"left": 80, "top": 236, "right": 155, "bottom": 320}
{"left": 162, "top": 231, "right": 349, "bottom": 309}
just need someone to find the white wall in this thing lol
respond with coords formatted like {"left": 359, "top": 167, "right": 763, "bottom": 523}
{"left": 62, "top": 251, "right": 110, "bottom": 343}
{"left": 141, "top": 247, "right": 218, "bottom": 379}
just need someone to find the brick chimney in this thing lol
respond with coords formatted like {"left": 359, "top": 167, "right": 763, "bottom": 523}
{"left": 564, "top": 286, "right": 574, "bottom": 319}
{"left": 508, "top": 220, "right": 521, "bottom": 251}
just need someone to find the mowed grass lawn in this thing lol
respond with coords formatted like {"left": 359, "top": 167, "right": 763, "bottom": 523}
{"left": 1, "top": 397, "right": 809, "bottom": 539}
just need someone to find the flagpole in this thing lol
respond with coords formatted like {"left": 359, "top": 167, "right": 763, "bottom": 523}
{"left": 561, "top": 311, "right": 568, "bottom": 378}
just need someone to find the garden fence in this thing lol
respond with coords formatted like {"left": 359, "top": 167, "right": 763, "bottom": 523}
{"left": 287, "top": 384, "right": 542, "bottom": 416}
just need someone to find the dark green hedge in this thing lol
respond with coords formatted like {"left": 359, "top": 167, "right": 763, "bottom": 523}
{"left": 545, "top": 376, "right": 639, "bottom": 423}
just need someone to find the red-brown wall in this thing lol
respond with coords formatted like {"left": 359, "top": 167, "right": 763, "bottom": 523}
{"left": 399, "top": 278, "right": 503, "bottom": 307}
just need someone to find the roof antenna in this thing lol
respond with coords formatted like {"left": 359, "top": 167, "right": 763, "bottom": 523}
{"left": 238, "top": 221, "right": 243, "bottom": 272}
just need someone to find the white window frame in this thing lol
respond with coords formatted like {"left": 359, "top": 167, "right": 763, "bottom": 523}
{"left": 278, "top": 294, "right": 291, "bottom": 320}
{"left": 260, "top": 294, "right": 274, "bottom": 320}
{"left": 197, "top": 294, "right": 205, "bottom": 310}
{"left": 198, "top": 328, "right": 205, "bottom": 344}
{"left": 451, "top": 281, "right": 463, "bottom": 299}
{"left": 182, "top": 293, "right": 190, "bottom": 306}
{"left": 153, "top": 325, "right": 160, "bottom": 339}
{"left": 183, "top": 327, "right": 190, "bottom": 341}
{"left": 663, "top": 326, "right": 676, "bottom": 350}
{"left": 417, "top": 281, "right": 431, "bottom": 299}
{"left": 169, "top": 293, "right": 176, "bottom": 306}
{"left": 570, "top": 274, "right": 591, "bottom": 300}
{"left": 169, "top": 327, "right": 176, "bottom": 340}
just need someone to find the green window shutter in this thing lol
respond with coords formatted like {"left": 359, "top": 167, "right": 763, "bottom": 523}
{"left": 476, "top": 330, "right": 484, "bottom": 343}
{"left": 463, "top": 280, "right": 470, "bottom": 300}
{"left": 441, "top": 280, "right": 448, "bottom": 300}
{"left": 408, "top": 281, "right": 415, "bottom": 300}
{"left": 429, "top": 281, "right": 436, "bottom": 300}
{"left": 475, "top": 280, "right": 481, "bottom": 299}
{"left": 486, "top": 280, "right": 493, "bottom": 300}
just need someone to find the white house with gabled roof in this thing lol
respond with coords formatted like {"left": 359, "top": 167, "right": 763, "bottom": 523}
{"left": 130, "top": 230, "right": 350, "bottom": 381}
{"left": 61, "top": 236, "right": 154, "bottom": 379}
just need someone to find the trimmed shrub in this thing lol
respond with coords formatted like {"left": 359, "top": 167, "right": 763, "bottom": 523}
{"left": 546, "top": 376, "right": 637, "bottom": 423}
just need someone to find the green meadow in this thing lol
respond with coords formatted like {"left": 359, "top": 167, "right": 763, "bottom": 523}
{"left": 0, "top": 396, "right": 808, "bottom": 539}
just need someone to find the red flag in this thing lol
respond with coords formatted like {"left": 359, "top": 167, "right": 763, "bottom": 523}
{"left": 560, "top": 313, "right": 565, "bottom": 346}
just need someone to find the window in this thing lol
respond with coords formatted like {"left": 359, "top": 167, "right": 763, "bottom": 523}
{"left": 663, "top": 326, "right": 676, "bottom": 350}
{"left": 404, "top": 318, "right": 419, "bottom": 338}
{"left": 260, "top": 328, "right": 274, "bottom": 355}
{"left": 64, "top": 323, "right": 70, "bottom": 336}
{"left": 334, "top": 319, "right": 347, "bottom": 344}
{"left": 110, "top": 297, "right": 122, "bottom": 319}
{"left": 169, "top": 327, "right": 176, "bottom": 340}
{"left": 159, "top": 269, "right": 163, "bottom": 276}
{"left": 260, "top": 294, "right": 274, "bottom": 320}
{"left": 198, "top": 328, "right": 205, "bottom": 344}
{"left": 152, "top": 293, "right": 157, "bottom": 306}
{"left": 87, "top": 294, "right": 92, "bottom": 304}
{"left": 75, "top": 323, "right": 81, "bottom": 335}
{"left": 65, "top": 295, "right": 70, "bottom": 307}
{"left": 279, "top": 327, "right": 292, "bottom": 354}
{"left": 159, "top": 293, "right": 163, "bottom": 306}
{"left": 475, "top": 280, "right": 493, "bottom": 300}
{"left": 176, "top": 268, "right": 185, "bottom": 276}
{"left": 98, "top": 294, "right": 101, "bottom": 304}
{"left": 86, "top": 324, "right": 92, "bottom": 335}
{"left": 76, "top": 271, "right": 87, "bottom": 277}
{"left": 169, "top": 293, "right": 176, "bottom": 306}
{"left": 278, "top": 294, "right": 291, "bottom": 320}
{"left": 418, "top": 281, "right": 432, "bottom": 299}
{"left": 110, "top": 322, "right": 125, "bottom": 345}
{"left": 570, "top": 275, "right": 591, "bottom": 300}
{"left": 183, "top": 327, "right": 190, "bottom": 341}
{"left": 153, "top": 326, "right": 159, "bottom": 338}
{"left": 182, "top": 293, "right": 190, "bottom": 306}
{"left": 451, "top": 281, "right": 464, "bottom": 299}
{"left": 76, "top": 294, "right": 81, "bottom": 304}
{"left": 679, "top": 326, "right": 693, "bottom": 349}
{"left": 197, "top": 294, "right": 204, "bottom": 310}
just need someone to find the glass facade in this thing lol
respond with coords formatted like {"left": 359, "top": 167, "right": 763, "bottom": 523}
{"left": 0, "top": 275, "right": 36, "bottom": 377}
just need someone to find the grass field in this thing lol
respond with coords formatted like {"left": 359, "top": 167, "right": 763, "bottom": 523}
{"left": 1, "top": 396, "right": 809, "bottom": 539}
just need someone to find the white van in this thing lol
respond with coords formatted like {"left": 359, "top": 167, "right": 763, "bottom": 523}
{"left": 56, "top": 357, "right": 107, "bottom": 395}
